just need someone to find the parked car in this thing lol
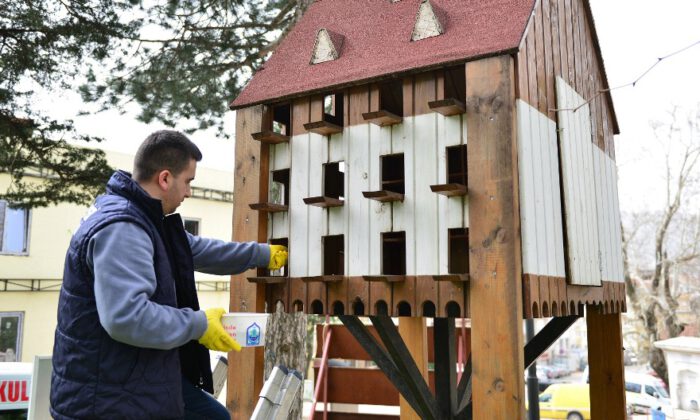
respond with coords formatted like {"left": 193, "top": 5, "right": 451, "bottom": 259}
{"left": 624, "top": 372, "right": 671, "bottom": 415}
{"left": 536, "top": 383, "right": 590, "bottom": 420}
{"left": 580, "top": 367, "right": 672, "bottom": 415}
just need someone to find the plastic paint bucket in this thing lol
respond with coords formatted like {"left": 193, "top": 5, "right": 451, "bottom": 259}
{"left": 221, "top": 313, "right": 270, "bottom": 347}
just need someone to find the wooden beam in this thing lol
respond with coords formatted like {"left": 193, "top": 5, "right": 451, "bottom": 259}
{"left": 228, "top": 105, "right": 267, "bottom": 418}
{"left": 466, "top": 55, "right": 525, "bottom": 419}
{"left": 586, "top": 304, "right": 626, "bottom": 419}
{"left": 398, "top": 317, "right": 429, "bottom": 420}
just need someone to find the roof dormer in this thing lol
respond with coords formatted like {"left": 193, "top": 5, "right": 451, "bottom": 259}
{"left": 311, "top": 28, "right": 344, "bottom": 64}
{"left": 411, "top": 0, "right": 443, "bottom": 42}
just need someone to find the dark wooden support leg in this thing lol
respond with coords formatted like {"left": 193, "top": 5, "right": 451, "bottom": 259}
{"left": 524, "top": 315, "right": 580, "bottom": 369}
{"left": 434, "top": 317, "right": 457, "bottom": 419}
{"left": 338, "top": 315, "right": 437, "bottom": 419}
{"left": 455, "top": 355, "right": 472, "bottom": 419}
{"left": 369, "top": 316, "right": 438, "bottom": 419}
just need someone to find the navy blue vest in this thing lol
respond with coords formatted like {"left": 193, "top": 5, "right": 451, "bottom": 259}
{"left": 50, "top": 171, "right": 212, "bottom": 420}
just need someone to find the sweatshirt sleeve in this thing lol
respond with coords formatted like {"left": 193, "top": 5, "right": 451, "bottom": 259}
{"left": 186, "top": 233, "right": 270, "bottom": 275}
{"left": 87, "top": 222, "right": 207, "bottom": 350}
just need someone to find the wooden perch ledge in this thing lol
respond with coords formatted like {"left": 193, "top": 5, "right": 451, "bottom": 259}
{"left": 362, "top": 110, "right": 403, "bottom": 127}
{"left": 303, "top": 121, "right": 343, "bottom": 135}
{"left": 249, "top": 202, "right": 288, "bottom": 213}
{"left": 247, "top": 276, "right": 288, "bottom": 284}
{"left": 430, "top": 183, "right": 467, "bottom": 196}
{"left": 251, "top": 130, "right": 290, "bottom": 144}
{"left": 303, "top": 196, "right": 344, "bottom": 208}
{"left": 362, "top": 190, "right": 404, "bottom": 202}
{"left": 428, "top": 98, "right": 466, "bottom": 116}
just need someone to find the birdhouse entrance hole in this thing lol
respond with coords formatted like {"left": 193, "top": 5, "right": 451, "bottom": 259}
{"left": 382, "top": 231, "right": 406, "bottom": 275}
{"left": 447, "top": 145, "right": 468, "bottom": 185}
{"left": 269, "top": 237, "right": 289, "bottom": 277}
{"left": 271, "top": 169, "right": 290, "bottom": 206}
{"left": 272, "top": 103, "right": 291, "bottom": 135}
{"left": 448, "top": 228, "right": 469, "bottom": 274}
{"left": 324, "top": 161, "right": 345, "bottom": 200}
{"left": 323, "top": 234, "right": 344, "bottom": 276}
{"left": 381, "top": 154, "right": 405, "bottom": 194}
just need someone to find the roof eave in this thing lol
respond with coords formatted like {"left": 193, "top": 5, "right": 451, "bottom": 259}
{"left": 229, "top": 48, "right": 520, "bottom": 111}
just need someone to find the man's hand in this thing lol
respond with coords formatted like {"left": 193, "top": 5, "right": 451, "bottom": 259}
{"left": 198, "top": 308, "right": 241, "bottom": 352}
{"left": 268, "top": 244, "right": 288, "bottom": 270}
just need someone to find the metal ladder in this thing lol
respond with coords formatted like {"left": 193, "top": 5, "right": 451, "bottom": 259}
{"left": 250, "top": 365, "right": 303, "bottom": 420}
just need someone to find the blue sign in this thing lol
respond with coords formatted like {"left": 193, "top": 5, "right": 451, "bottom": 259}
{"left": 246, "top": 322, "right": 261, "bottom": 346}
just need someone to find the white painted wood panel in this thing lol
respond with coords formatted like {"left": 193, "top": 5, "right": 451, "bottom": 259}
{"left": 414, "top": 113, "right": 439, "bottom": 275}
{"left": 516, "top": 100, "right": 566, "bottom": 278}
{"left": 369, "top": 125, "right": 394, "bottom": 274}
{"left": 307, "top": 133, "right": 325, "bottom": 276}
{"left": 517, "top": 100, "right": 539, "bottom": 275}
{"left": 610, "top": 160, "right": 624, "bottom": 282}
{"left": 556, "top": 77, "right": 601, "bottom": 286}
{"left": 347, "top": 124, "right": 371, "bottom": 276}
{"left": 289, "top": 132, "right": 310, "bottom": 277}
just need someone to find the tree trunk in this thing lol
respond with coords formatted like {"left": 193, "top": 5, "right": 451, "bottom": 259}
{"left": 263, "top": 303, "right": 307, "bottom": 419}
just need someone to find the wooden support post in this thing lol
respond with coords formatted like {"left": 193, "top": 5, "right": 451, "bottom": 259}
{"left": 466, "top": 55, "right": 525, "bottom": 419}
{"left": 586, "top": 305, "right": 626, "bottom": 419}
{"left": 398, "top": 317, "right": 429, "bottom": 420}
{"left": 228, "top": 105, "right": 268, "bottom": 418}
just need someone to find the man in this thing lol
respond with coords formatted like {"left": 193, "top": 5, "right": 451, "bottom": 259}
{"left": 50, "top": 130, "right": 287, "bottom": 419}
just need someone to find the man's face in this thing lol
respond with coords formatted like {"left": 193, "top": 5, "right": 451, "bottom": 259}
{"left": 162, "top": 159, "right": 196, "bottom": 214}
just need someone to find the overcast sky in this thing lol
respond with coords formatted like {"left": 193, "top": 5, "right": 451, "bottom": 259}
{"left": 50, "top": 1, "right": 700, "bottom": 212}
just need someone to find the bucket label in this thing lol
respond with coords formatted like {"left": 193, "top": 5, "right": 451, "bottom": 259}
{"left": 246, "top": 322, "right": 261, "bottom": 346}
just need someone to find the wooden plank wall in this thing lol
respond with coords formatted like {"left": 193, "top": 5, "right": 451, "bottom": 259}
{"left": 517, "top": 0, "right": 616, "bottom": 160}
{"left": 256, "top": 72, "right": 469, "bottom": 317}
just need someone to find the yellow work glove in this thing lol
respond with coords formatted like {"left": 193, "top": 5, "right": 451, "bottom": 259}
{"left": 268, "top": 244, "right": 288, "bottom": 270}
{"left": 198, "top": 308, "right": 241, "bottom": 352}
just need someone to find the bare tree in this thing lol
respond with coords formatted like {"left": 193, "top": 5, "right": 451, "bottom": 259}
{"left": 622, "top": 105, "right": 700, "bottom": 384}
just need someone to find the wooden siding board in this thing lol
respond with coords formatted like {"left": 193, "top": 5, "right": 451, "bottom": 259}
{"left": 526, "top": 28, "right": 538, "bottom": 111}
{"left": 556, "top": 77, "right": 601, "bottom": 286}
{"left": 534, "top": 0, "right": 547, "bottom": 115}
{"left": 550, "top": 0, "right": 562, "bottom": 78}
{"left": 308, "top": 133, "right": 325, "bottom": 277}
{"left": 564, "top": 0, "right": 575, "bottom": 86}
{"left": 414, "top": 112, "right": 440, "bottom": 275}
{"left": 542, "top": 0, "right": 556, "bottom": 120}
{"left": 538, "top": 106, "right": 559, "bottom": 276}
{"left": 517, "top": 51, "right": 529, "bottom": 103}
{"left": 517, "top": 101, "right": 538, "bottom": 275}
{"left": 290, "top": 134, "right": 310, "bottom": 278}
{"left": 466, "top": 55, "right": 525, "bottom": 417}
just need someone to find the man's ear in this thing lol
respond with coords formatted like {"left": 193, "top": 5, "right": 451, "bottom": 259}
{"left": 156, "top": 170, "right": 172, "bottom": 191}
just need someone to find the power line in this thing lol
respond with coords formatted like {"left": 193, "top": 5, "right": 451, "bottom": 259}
{"left": 551, "top": 39, "right": 700, "bottom": 113}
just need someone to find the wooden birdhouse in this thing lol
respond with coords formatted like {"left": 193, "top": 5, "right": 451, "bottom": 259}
{"left": 229, "top": 0, "right": 628, "bottom": 418}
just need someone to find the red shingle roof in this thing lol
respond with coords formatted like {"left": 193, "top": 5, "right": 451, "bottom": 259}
{"left": 230, "top": 0, "right": 535, "bottom": 109}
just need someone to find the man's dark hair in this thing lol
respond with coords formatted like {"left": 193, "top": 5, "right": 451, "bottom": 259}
{"left": 133, "top": 130, "right": 202, "bottom": 181}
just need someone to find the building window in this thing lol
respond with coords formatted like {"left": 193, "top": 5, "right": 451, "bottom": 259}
{"left": 0, "top": 312, "right": 23, "bottom": 362}
{"left": 183, "top": 218, "right": 200, "bottom": 236}
{"left": 0, "top": 200, "right": 30, "bottom": 255}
